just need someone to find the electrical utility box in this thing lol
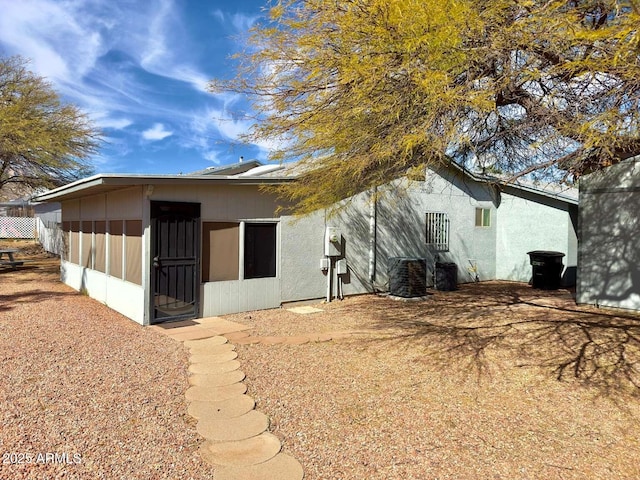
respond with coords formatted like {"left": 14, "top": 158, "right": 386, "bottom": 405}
{"left": 336, "top": 259, "right": 348, "bottom": 275}
{"left": 324, "top": 227, "right": 342, "bottom": 257}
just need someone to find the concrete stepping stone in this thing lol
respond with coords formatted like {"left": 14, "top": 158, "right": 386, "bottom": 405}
{"left": 189, "top": 360, "right": 241, "bottom": 375}
{"left": 185, "top": 335, "right": 228, "bottom": 350}
{"left": 186, "top": 383, "right": 247, "bottom": 402}
{"left": 214, "top": 453, "right": 304, "bottom": 480}
{"left": 188, "top": 395, "right": 255, "bottom": 420}
{"left": 260, "top": 336, "right": 285, "bottom": 345}
{"left": 198, "top": 432, "right": 281, "bottom": 467}
{"left": 224, "top": 331, "right": 251, "bottom": 341}
{"left": 280, "top": 336, "right": 310, "bottom": 345}
{"left": 189, "top": 343, "right": 236, "bottom": 356}
{"left": 190, "top": 351, "right": 238, "bottom": 364}
{"left": 189, "top": 370, "right": 246, "bottom": 387}
{"left": 233, "top": 336, "right": 262, "bottom": 345}
{"left": 197, "top": 410, "right": 269, "bottom": 442}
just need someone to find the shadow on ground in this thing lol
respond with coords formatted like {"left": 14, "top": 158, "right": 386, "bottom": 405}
{"left": 342, "top": 282, "right": 640, "bottom": 396}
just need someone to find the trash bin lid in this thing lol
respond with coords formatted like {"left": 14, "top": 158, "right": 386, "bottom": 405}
{"left": 526, "top": 250, "right": 565, "bottom": 258}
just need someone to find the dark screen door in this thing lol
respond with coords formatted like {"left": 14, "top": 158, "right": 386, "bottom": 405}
{"left": 151, "top": 201, "right": 200, "bottom": 323}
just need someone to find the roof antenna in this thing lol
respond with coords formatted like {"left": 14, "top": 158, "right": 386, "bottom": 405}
{"left": 239, "top": 156, "right": 244, "bottom": 163}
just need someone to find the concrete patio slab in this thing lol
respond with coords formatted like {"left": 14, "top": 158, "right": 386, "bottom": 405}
{"left": 188, "top": 370, "right": 246, "bottom": 387}
{"left": 185, "top": 383, "right": 248, "bottom": 402}
{"left": 188, "top": 395, "right": 255, "bottom": 420}
{"left": 166, "top": 328, "right": 226, "bottom": 341}
{"left": 198, "top": 433, "right": 282, "bottom": 467}
{"left": 213, "top": 453, "right": 304, "bottom": 480}
{"left": 196, "top": 410, "right": 269, "bottom": 441}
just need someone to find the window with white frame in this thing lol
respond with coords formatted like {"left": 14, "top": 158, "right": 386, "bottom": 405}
{"left": 425, "top": 212, "right": 449, "bottom": 251}
{"left": 475, "top": 208, "right": 491, "bottom": 227}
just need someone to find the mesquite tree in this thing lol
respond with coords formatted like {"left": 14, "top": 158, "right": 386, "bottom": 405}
{"left": 0, "top": 56, "right": 99, "bottom": 196}
{"left": 212, "top": 0, "right": 640, "bottom": 213}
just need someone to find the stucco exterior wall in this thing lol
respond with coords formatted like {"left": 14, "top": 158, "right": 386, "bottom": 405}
{"left": 495, "top": 189, "right": 577, "bottom": 284}
{"left": 329, "top": 167, "right": 499, "bottom": 294}
{"left": 578, "top": 158, "right": 640, "bottom": 310}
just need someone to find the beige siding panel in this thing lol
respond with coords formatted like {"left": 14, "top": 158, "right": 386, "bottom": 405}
{"left": 152, "top": 185, "right": 279, "bottom": 221}
{"left": 81, "top": 194, "right": 107, "bottom": 220}
{"left": 62, "top": 200, "right": 80, "bottom": 221}
{"left": 106, "top": 187, "right": 143, "bottom": 219}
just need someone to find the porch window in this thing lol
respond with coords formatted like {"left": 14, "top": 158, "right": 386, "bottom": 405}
{"left": 81, "top": 221, "right": 92, "bottom": 268}
{"left": 475, "top": 208, "right": 491, "bottom": 227}
{"left": 125, "top": 220, "right": 142, "bottom": 285}
{"left": 425, "top": 212, "right": 449, "bottom": 251}
{"left": 94, "top": 221, "right": 106, "bottom": 273}
{"left": 202, "top": 222, "right": 240, "bottom": 282}
{"left": 109, "top": 220, "right": 124, "bottom": 279}
{"left": 244, "top": 223, "right": 277, "bottom": 279}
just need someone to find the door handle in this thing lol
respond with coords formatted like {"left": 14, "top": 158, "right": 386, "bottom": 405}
{"left": 153, "top": 256, "right": 161, "bottom": 269}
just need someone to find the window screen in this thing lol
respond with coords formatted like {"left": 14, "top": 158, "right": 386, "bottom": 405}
{"left": 202, "top": 222, "right": 240, "bottom": 282}
{"left": 94, "top": 221, "right": 106, "bottom": 273}
{"left": 425, "top": 212, "right": 449, "bottom": 251}
{"left": 244, "top": 223, "right": 277, "bottom": 279}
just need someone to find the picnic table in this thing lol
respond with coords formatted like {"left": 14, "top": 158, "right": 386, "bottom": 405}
{"left": 0, "top": 249, "right": 24, "bottom": 269}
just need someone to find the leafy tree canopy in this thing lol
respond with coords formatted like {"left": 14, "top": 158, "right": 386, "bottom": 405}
{"left": 0, "top": 55, "right": 100, "bottom": 196}
{"left": 212, "top": 0, "right": 640, "bottom": 214}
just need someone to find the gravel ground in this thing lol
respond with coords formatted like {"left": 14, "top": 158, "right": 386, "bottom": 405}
{"left": 4, "top": 240, "right": 640, "bottom": 479}
{"left": 225, "top": 284, "right": 640, "bottom": 480}
{"left": 0, "top": 241, "right": 216, "bottom": 480}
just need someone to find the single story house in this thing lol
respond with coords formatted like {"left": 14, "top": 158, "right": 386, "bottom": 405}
{"left": 577, "top": 156, "right": 640, "bottom": 311}
{"left": 35, "top": 161, "right": 578, "bottom": 325}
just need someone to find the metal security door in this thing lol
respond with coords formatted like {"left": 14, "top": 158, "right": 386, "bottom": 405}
{"left": 151, "top": 201, "right": 200, "bottom": 323}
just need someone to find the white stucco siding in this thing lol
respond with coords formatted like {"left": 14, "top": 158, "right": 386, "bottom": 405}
{"left": 495, "top": 192, "right": 573, "bottom": 283}
{"left": 279, "top": 211, "right": 329, "bottom": 302}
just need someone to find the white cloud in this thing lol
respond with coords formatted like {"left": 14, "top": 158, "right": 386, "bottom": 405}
{"left": 142, "top": 123, "right": 173, "bottom": 141}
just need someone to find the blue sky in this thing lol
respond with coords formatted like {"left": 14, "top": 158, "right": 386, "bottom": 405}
{"left": 0, "top": 0, "right": 272, "bottom": 175}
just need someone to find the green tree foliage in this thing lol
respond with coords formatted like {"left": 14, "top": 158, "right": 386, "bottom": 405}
{"left": 0, "top": 56, "right": 100, "bottom": 195}
{"left": 212, "top": 0, "right": 640, "bottom": 214}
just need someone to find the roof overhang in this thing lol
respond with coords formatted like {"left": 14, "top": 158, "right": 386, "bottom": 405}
{"left": 34, "top": 173, "right": 294, "bottom": 203}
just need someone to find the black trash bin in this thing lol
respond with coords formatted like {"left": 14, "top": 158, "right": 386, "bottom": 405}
{"left": 435, "top": 262, "right": 457, "bottom": 291}
{"left": 527, "top": 251, "right": 565, "bottom": 290}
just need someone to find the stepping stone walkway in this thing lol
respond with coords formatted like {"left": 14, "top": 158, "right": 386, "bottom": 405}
{"left": 183, "top": 335, "right": 304, "bottom": 480}
{"left": 150, "top": 314, "right": 364, "bottom": 479}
